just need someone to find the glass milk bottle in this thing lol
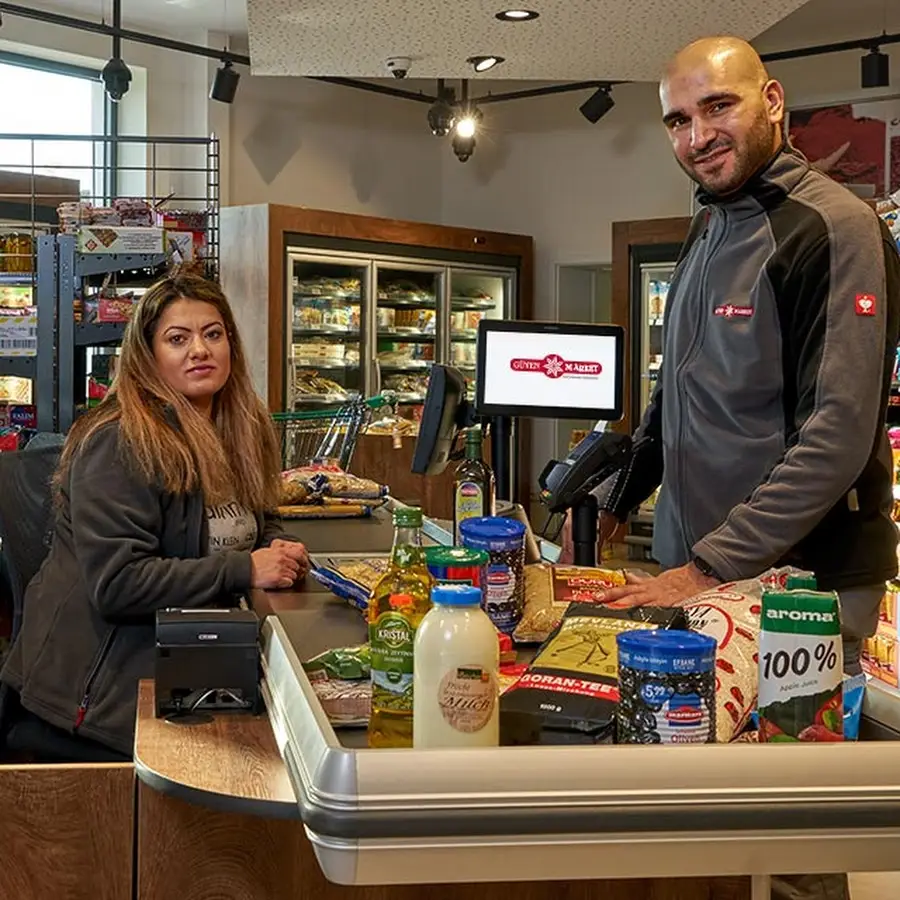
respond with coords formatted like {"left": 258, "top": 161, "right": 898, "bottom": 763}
{"left": 413, "top": 584, "right": 500, "bottom": 749}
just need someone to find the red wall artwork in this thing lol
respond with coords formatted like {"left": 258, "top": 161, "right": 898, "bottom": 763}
{"left": 788, "top": 101, "right": 900, "bottom": 197}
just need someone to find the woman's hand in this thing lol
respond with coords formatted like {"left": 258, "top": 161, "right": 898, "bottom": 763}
{"left": 250, "top": 543, "right": 305, "bottom": 590}
{"left": 269, "top": 538, "right": 311, "bottom": 585}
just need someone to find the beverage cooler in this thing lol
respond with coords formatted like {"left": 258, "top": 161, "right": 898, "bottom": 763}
{"left": 287, "top": 251, "right": 515, "bottom": 424}
{"left": 611, "top": 217, "right": 691, "bottom": 561}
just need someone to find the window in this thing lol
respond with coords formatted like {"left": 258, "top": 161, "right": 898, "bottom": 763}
{"left": 0, "top": 51, "right": 109, "bottom": 202}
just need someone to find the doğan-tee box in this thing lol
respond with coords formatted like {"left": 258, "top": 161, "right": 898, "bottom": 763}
{"left": 77, "top": 226, "right": 164, "bottom": 255}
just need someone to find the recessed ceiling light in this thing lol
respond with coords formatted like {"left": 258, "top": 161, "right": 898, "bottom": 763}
{"left": 467, "top": 55, "right": 505, "bottom": 73}
{"left": 495, "top": 9, "right": 539, "bottom": 20}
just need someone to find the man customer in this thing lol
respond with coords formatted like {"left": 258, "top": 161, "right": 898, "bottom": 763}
{"left": 572, "top": 34, "right": 900, "bottom": 900}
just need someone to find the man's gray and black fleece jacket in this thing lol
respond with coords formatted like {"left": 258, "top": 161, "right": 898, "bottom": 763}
{"left": 601, "top": 144, "right": 900, "bottom": 591}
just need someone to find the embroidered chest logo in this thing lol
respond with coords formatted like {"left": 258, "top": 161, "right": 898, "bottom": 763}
{"left": 855, "top": 293, "right": 876, "bottom": 316}
{"left": 713, "top": 304, "right": 754, "bottom": 319}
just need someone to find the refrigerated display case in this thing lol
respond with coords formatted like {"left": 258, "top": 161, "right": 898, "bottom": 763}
{"left": 636, "top": 263, "right": 673, "bottom": 417}
{"left": 286, "top": 253, "right": 515, "bottom": 422}
{"left": 220, "top": 204, "right": 534, "bottom": 514}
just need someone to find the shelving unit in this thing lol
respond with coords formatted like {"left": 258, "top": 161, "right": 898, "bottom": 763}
{"left": 54, "top": 235, "right": 168, "bottom": 432}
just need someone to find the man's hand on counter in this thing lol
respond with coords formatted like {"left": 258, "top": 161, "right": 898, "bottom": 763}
{"left": 601, "top": 562, "right": 720, "bottom": 608}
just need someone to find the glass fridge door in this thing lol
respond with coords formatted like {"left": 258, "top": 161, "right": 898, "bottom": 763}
{"left": 639, "top": 262, "right": 674, "bottom": 416}
{"left": 446, "top": 267, "right": 514, "bottom": 398}
{"left": 287, "top": 253, "right": 368, "bottom": 409}
{"left": 373, "top": 263, "right": 443, "bottom": 423}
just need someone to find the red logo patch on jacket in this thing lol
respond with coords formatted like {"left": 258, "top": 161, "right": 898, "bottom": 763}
{"left": 855, "top": 293, "right": 876, "bottom": 316}
{"left": 713, "top": 304, "right": 754, "bottom": 318}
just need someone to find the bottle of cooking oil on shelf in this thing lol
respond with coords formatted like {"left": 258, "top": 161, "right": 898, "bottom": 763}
{"left": 453, "top": 426, "right": 496, "bottom": 543}
{"left": 368, "top": 506, "right": 434, "bottom": 749}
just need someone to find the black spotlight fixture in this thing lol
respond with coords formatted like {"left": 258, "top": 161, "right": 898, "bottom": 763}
{"left": 100, "top": 56, "right": 133, "bottom": 102}
{"left": 452, "top": 131, "right": 476, "bottom": 162}
{"left": 451, "top": 107, "right": 482, "bottom": 162}
{"left": 579, "top": 85, "right": 615, "bottom": 123}
{"left": 861, "top": 47, "right": 890, "bottom": 88}
{"left": 427, "top": 80, "right": 457, "bottom": 136}
{"left": 211, "top": 60, "right": 240, "bottom": 103}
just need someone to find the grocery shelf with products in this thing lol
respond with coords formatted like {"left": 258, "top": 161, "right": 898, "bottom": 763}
{"left": 284, "top": 250, "right": 515, "bottom": 433}
{"left": 0, "top": 133, "right": 220, "bottom": 448}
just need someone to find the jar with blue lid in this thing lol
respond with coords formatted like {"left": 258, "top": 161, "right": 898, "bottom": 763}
{"left": 458, "top": 517, "right": 526, "bottom": 635}
{"left": 616, "top": 630, "right": 717, "bottom": 744}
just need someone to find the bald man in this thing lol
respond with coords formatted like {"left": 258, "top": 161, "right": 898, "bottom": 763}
{"left": 596, "top": 38, "right": 900, "bottom": 672}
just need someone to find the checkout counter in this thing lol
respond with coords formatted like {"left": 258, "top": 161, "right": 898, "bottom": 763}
{"left": 132, "top": 506, "right": 900, "bottom": 900}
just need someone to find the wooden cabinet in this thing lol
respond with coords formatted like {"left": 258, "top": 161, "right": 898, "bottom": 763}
{"left": 220, "top": 204, "right": 535, "bottom": 508}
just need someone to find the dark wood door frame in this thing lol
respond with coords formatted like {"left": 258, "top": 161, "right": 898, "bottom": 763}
{"left": 611, "top": 216, "right": 691, "bottom": 435}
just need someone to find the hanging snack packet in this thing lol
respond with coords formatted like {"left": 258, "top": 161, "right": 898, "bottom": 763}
{"left": 758, "top": 588, "right": 844, "bottom": 742}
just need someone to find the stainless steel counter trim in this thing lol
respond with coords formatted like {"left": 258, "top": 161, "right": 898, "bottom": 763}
{"left": 863, "top": 679, "right": 900, "bottom": 733}
{"left": 262, "top": 617, "right": 900, "bottom": 841}
{"left": 304, "top": 826, "right": 900, "bottom": 886}
{"left": 261, "top": 616, "right": 361, "bottom": 812}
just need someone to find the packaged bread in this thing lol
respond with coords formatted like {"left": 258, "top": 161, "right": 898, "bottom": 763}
{"left": 513, "top": 564, "right": 627, "bottom": 644}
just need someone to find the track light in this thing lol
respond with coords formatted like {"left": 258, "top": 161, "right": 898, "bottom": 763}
{"left": 100, "top": 56, "right": 132, "bottom": 102}
{"left": 427, "top": 82, "right": 457, "bottom": 136}
{"left": 467, "top": 55, "right": 505, "bottom": 73}
{"left": 210, "top": 60, "right": 240, "bottom": 103}
{"left": 579, "top": 85, "right": 615, "bottom": 123}
{"left": 451, "top": 108, "right": 482, "bottom": 162}
{"left": 861, "top": 47, "right": 890, "bottom": 88}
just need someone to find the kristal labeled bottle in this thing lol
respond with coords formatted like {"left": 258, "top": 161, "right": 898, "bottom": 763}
{"left": 452, "top": 427, "right": 496, "bottom": 544}
{"left": 368, "top": 506, "right": 434, "bottom": 749}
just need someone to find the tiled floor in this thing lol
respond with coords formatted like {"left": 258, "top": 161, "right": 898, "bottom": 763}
{"left": 850, "top": 872, "right": 900, "bottom": 899}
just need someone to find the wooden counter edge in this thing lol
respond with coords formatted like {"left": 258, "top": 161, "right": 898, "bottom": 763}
{"left": 133, "top": 679, "right": 300, "bottom": 821}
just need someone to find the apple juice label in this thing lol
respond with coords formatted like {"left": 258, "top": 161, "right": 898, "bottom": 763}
{"left": 758, "top": 590, "right": 844, "bottom": 743}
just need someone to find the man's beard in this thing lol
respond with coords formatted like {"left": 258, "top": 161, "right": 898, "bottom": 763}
{"left": 681, "top": 113, "right": 777, "bottom": 197}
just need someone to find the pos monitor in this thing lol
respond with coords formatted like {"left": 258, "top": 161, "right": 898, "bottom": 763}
{"left": 474, "top": 320, "right": 625, "bottom": 421}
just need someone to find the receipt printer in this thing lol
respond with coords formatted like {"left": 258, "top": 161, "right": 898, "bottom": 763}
{"left": 154, "top": 607, "right": 261, "bottom": 718}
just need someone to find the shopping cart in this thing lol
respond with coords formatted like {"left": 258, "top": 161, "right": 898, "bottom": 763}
{"left": 272, "top": 395, "right": 393, "bottom": 471}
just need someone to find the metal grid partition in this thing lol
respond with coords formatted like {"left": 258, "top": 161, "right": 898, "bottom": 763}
{"left": 0, "top": 133, "right": 220, "bottom": 278}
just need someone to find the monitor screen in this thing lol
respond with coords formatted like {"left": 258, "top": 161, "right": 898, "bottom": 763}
{"left": 475, "top": 320, "right": 625, "bottom": 421}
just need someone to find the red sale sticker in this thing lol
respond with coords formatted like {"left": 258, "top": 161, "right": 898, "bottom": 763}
{"left": 855, "top": 293, "right": 876, "bottom": 316}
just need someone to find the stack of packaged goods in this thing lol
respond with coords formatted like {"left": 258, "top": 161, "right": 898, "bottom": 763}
{"left": 862, "top": 583, "right": 900, "bottom": 688}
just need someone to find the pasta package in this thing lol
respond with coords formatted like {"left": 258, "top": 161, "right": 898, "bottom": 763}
{"left": 513, "top": 564, "right": 627, "bottom": 644}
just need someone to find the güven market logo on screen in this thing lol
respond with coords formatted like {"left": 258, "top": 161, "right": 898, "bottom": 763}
{"left": 509, "top": 354, "right": 603, "bottom": 379}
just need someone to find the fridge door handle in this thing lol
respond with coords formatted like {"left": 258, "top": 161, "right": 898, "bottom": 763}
{"left": 372, "top": 357, "right": 382, "bottom": 396}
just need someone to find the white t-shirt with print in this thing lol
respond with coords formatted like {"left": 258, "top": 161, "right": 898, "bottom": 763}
{"left": 206, "top": 501, "right": 258, "bottom": 555}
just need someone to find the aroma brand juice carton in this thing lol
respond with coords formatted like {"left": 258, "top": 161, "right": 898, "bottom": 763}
{"left": 758, "top": 589, "right": 843, "bottom": 743}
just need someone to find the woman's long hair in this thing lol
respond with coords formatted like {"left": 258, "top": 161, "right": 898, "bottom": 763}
{"left": 56, "top": 271, "right": 282, "bottom": 511}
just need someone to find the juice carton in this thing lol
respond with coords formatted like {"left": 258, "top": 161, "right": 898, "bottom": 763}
{"left": 758, "top": 589, "right": 843, "bottom": 742}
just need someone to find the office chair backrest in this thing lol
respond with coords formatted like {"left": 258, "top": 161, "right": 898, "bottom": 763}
{"left": 0, "top": 443, "right": 62, "bottom": 643}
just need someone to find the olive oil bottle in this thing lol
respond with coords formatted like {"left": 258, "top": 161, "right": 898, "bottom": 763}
{"left": 368, "top": 506, "right": 434, "bottom": 748}
{"left": 452, "top": 427, "right": 496, "bottom": 543}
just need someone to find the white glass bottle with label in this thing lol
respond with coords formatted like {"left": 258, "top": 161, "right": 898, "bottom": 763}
{"left": 413, "top": 584, "right": 500, "bottom": 749}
